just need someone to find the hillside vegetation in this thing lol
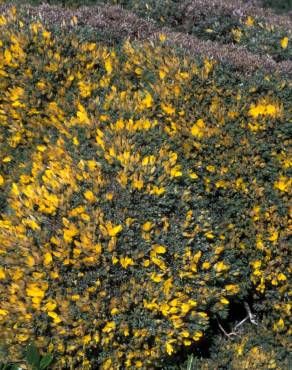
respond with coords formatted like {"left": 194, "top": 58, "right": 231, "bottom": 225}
{"left": 0, "top": 1, "right": 291, "bottom": 369}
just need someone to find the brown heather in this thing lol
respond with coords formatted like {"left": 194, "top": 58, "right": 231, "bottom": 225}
{"left": 181, "top": 0, "right": 292, "bottom": 30}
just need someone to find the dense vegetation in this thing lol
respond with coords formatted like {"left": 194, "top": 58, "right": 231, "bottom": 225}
{"left": 0, "top": 2, "right": 291, "bottom": 369}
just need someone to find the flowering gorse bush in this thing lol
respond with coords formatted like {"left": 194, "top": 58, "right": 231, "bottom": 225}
{"left": 0, "top": 7, "right": 290, "bottom": 369}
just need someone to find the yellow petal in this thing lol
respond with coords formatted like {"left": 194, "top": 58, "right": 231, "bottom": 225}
{"left": 108, "top": 224, "right": 123, "bottom": 237}
{"left": 152, "top": 245, "right": 166, "bottom": 254}
{"left": 44, "top": 252, "right": 53, "bottom": 266}
{"left": 280, "top": 37, "right": 289, "bottom": 49}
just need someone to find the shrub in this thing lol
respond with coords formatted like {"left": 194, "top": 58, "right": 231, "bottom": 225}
{"left": 0, "top": 7, "right": 290, "bottom": 369}
{"left": 262, "top": 0, "right": 292, "bottom": 13}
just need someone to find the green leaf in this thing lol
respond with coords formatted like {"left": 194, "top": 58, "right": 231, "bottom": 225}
{"left": 25, "top": 344, "right": 40, "bottom": 368}
{"left": 40, "top": 355, "right": 53, "bottom": 370}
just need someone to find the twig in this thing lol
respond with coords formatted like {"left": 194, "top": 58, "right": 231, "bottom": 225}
{"left": 217, "top": 319, "right": 238, "bottom": 339}
{"left": 244, "top": 301, "right": 258, "bottom": 325}
{"left": 233, "top": 316, "right": 249, "bottom": 331}
{"left": 217, "top": 302, "right": 258, "bottom": 340}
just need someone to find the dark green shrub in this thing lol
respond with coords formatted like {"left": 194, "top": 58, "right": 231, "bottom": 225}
{"left": 262, "top": 0, "right": 292, "bottom": 13}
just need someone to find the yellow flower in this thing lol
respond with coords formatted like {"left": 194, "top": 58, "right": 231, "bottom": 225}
{"left": 193, "top": 331, "right": 203, "bottom": 341}
{"left": 0, "top": 268, "right": 5, "bottom": 279}
{"left": 102, "top": 321, "right": 116, "bottom": 333}
{"left": 183, "top": 339, "right": 192, "bottom": 346}
{"left": 83, "top": 335, "right": 91, "bottom": 345}
{"left": 37, "top": 145, "right": 46, "bottom": 152}
{"left": 48, "top": 311, "right": 62, "bottom": 324}
{"left": 161, "top": 103, "right": 175, "bottom": 115}
{"left": 214, "top": 261, "right": 229, "bottom": 272}
{"left": 22, "top": 218, "right": 41, "bottom": 231}
{"left": 132, "top": 176, "right": 144, "bottom": 190}
{"left": 94, "top": 332, "right": 100, "bottom": 343}
{"left": 170, "top": 166, "right": 182, "bottom": 177}
{"left": 43, "top": 301, "right": 57, "bottom": 311}
{"left": 206, "top": 165, "right": 215, "bottom": 172}
{"left": 245, "top": 16, "right": 254, "bottom": 27}
{"left": 143, "top": 259, "right": 150, "bottom": 267}
{"left": 26, "top": 255, "right": 35, "bottom": 267}
{"left": 76, "top": 103, "right": 90, "bottom": 125}
{"left": 103, "top": 359, "right": 112, "bottom": 370}
{"left": 248, "top": 101, "right": 281, "bottom": 119}
{"left": 152, "top": 244, "right": 166, "bottom": 254}
{"left": 0, "top": 175, "right": 4, "bottom": 186}
{"left": 84, "top": 190, "right": 95, "bottom": 202}
{"left": 225, "top": 284, "right": 240, "bottom": 294}
{"left": 11, "top": 183, "right": 20, "bottom": 196}
{"left": 189, "top": 172, "right": 199, "bottom": 179}
{"left": 202, "top": 261, "right": 210, "bottom": 270}
{"left": 149, "top": 186, "right": 165, "bottom": 195}
{"left": 280, "top": 37, "right": 289, "bottom": 49}
{"left": 205, "top": 232, "right": 215, "bottom": 239}
{"left": 99, "top": 221, "right": 123, "bottom": 237}
{"left": 70, "top": 294, "right": 80, "bottom": 301}
{"left": 81, "top": 213, "right": 90, "bottom": 221}
{"left": 63, "top": 225, "right": 78, "bottom": 243}
{"left": 268, "top": 230, "right": 278, "bottom": 242}
{"left": 159, "top": 69, "right": 166, "bottom": 79}
{"left": 26, "top": 284, "right": 46, "bottom": 299}
{"left": 215, "top": 179, "right": 228, "bottom": 188}
{"left": 141, "top": 91, "right": 153, "bottom": 109}
{"left": 73, "top": 137, "right": 79, "bottom": 146}
{"left": 251, "top": 260, "right": 261, "bottom": 269}
{"left": 111, "top": 308, "right": 119, "bottom": 315}
{"left": 17, "top": 334, "right": 29, "bottom": 342}
{"left": 104, "top": 58, "right": 112, "bottom": 74}
{"left": 120, "top": 256, "right": 134, "bottom": 269}
{"left": 278, "top": 273, "right": 286, "bottom": 281}
{"left": 142, "top": 221, "right": 153, "bottom": 232}
{"left": 42, "top": 30, "right": 51, "bottom": 39}
{"left": 273, "top": 318, "right": 284, "bottom": 331}
{"left": 159, "top": 34, "right": 166, "bottom": 42}
{"left": 181, "top": 303, "right": 193, "bottom": 314}
{"left": 165, "top": 340, "right": 175, "bottom": 355}
{"left": 151, "top": 273, "right": 163, "bottom": 282}
{"left": 274, "top": 175, "right": 291, "bottom": 192}
{"left": 44, "top": 252, "right": 53, "bottom": 266}
{"left": 191, "top": 119, "right": 205, "bottom": 138}
{"left": 193, "top": 251, "right": 202, "bottom": 263}
{"left": 220, "top": 297, "right": 229, "bottom": 305}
